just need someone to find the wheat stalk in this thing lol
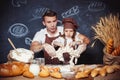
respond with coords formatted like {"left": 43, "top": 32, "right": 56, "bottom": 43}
{"left": 92, "top": 14, "right": 120, "bottom": 48}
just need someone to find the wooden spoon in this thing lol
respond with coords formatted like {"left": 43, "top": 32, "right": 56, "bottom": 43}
{"left": 8, "top": 38, "right": 19, "bottom": 55}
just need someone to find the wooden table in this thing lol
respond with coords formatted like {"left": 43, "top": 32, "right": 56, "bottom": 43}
{"left": 0, "top": 64, "right": 120, "bottom": 80}
{"left": 0, "top": 71, "right": 120, "bottom": 80}
{"left": 0, "top": 76, "right": 65, "bottom": 80}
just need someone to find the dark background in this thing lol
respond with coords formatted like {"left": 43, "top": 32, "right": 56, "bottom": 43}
{"left": 0, "top": 0, "right": 119, "bottom": 64}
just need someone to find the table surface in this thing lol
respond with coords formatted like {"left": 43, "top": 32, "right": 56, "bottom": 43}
{"left": 0, "top": 71, "right": 120, "bottom": 80}
{"left": 0, "top": 64, "right": 120, "bottom": 80}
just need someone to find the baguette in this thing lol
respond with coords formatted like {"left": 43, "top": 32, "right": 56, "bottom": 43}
{"left": 112, "top": 45, "right": 120, "bottom": 56}
{"left": 106, "top": 39, "right": 114, "bottom": 54}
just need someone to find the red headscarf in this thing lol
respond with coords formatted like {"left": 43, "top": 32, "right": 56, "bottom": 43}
{"left": 62, "top": 18, "right": 78, "bottom": 30}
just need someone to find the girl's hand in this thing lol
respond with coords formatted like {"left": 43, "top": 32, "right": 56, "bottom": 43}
{"left": 69, "top": 41, "right": 82, "bottom": 47}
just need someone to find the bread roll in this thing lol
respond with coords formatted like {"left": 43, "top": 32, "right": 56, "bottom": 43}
{"left": 39, "top": 69, "right": 49, "bottom": 77}
{"left": 106, "top": 66, "right": 115, "bottom": 73}
{"left": 23, "top": 70, "right": 34, "bottom": 78}
{"left": 91, "top": 67, "right": 101, "bottom": 77}
{"left": 50, "top": 72, "right": 62, "bottom": 79}
{"left": 84, "top": 68, "right": 92, "bottom": 75}
{"left": 99, "top": 66, "right": 107, "bottom": 77}
{"left": 75, "top": 71, "right": 88, "bottom": 79}
{"left": 39, "top": 66, "right": 49, "bottom": 77}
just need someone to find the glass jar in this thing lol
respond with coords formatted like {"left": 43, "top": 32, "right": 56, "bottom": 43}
{"left": 29, "top": 59, "right": 40, "bottom": 76}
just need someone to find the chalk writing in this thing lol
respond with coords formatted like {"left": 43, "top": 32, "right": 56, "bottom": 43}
{"left": 11, "top": 0, "right": 27, "bottom": 7}
{"left": 25, "top": 37, "right": 32, "bottom": 45}
{"left": 29, "top": 8, "right": 48, "bottom": 21}
{"left": 61, "top": 6, "right": 79, "bottom": 18}
{"left": 8, "top": 23, "right": 28, "bottom": 38}
{"left": 88, "top": 1, "right": 106, "bottom": 12}
{"left": 57, "top": 20, "right": 62, "bottom": 26}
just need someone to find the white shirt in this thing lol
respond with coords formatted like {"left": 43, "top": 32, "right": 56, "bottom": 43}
{"left": 32, "top": 26, "right": 63, "bottom": 44}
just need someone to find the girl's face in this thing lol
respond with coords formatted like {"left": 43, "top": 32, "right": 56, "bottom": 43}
{"left": 64, "top": 28, "right": 74, "bottom": 38}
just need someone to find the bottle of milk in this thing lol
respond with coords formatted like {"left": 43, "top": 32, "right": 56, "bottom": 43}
{"left": 29, "top": 60, "right": 40, "bottom": 76}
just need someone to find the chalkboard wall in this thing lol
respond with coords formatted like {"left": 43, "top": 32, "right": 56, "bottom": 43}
{"left": 0, "top": 0, "right": 119, "bottom": 64}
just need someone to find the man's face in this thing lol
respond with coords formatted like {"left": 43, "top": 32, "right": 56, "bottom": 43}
{"left": 64, "top": 28, "right": 74, "bottom": 38}
{"left": 43, "top": 16, "right": 57, "bottom": 33}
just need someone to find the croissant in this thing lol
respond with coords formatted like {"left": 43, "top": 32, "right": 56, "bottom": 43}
{"left": 112, "top": 45, "right": 120, "bottom": 56}
{"left": 106, "top": 39, "right": 114, "bottom": 54}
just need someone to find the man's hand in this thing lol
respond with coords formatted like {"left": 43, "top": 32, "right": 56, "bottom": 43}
{"left": 30, "top": 41, "right": 42, "bottom": 53}
{"left": 43, "top": 43, "right": 56, "bottom": 57}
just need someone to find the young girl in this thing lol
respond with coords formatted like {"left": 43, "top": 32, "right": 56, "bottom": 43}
{"left": 52, "top": 18, "right": 87, "bottom": 65}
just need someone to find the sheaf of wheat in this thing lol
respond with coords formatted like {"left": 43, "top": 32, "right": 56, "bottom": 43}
{"left": 92, "top": 14, "right": 120, "bottom": 48}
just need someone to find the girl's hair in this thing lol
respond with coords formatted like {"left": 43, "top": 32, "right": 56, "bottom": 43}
{"left": 61, "top": 28, "right": 76, "bottom": 42}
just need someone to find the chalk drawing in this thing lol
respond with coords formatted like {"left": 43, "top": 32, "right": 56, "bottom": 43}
{"left": 29, "top": 8, "right": 48, "bottom": 22}
{"left": 61, "top": 6, "right": 79, "bottom": 18}
{"left": 25, "top": 37, "right": 32, "bottom": 45}
{"left": 12, "top": 0, "right": 27, "bottom": 7}
{"left": 57, "top": 20, "right": 62, "bottom": 26}
{"left": 88, "top": 1, "right": 106, "bottom": 12}
{"left": 8, "top": 23, "right": 28, "bottom": 38}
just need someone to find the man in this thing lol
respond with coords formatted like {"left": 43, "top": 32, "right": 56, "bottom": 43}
{"left": 30, "top": 10, "right": 90, "bottom": 64}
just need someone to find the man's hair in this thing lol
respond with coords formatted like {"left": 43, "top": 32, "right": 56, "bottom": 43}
{"left": 42, "top": 10, "right": 57, "bottom": 21}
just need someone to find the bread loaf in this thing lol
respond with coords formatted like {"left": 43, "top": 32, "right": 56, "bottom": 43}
{"left": 0, "top": 61, "right": 24, "bottom": 77}
{"left": 106, "top": 39, "right": 114, "bottom": 54}
{"left": 112, "top": 45, "right": 120, "bottom": 56}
